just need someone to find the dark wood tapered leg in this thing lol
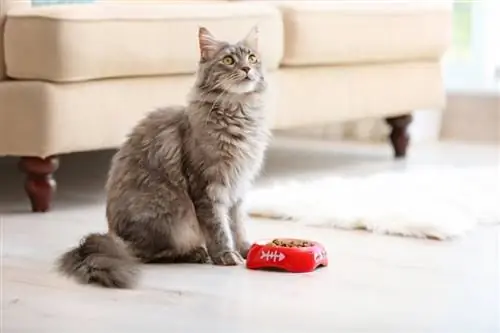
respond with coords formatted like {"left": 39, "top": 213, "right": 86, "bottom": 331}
{"left": 385, "top": 114, "right": 413, "bottom": 159}
{"left": 18, "top": 156, "right": 60, "bottom": 213}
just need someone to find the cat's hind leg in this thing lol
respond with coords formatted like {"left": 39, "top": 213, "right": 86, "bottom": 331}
{"left": 113, "top": 208, "right": 207, "bottom": 265}
{"left": 140, "top": 208, "right": 209, "bottom": 264}
{"left": 145, "top": 246, "right": 210, "bottom": 264}
{"left": 174, "top": 246, "right": 211, "bottom": 264}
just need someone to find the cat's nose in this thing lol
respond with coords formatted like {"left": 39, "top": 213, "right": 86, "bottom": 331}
{"left": 241, "top": 67, "right": 251, "bottom": 74}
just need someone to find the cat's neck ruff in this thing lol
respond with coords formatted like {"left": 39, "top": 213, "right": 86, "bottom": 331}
{"left": 187, "top": 87, "right": 266, "bottom": 109}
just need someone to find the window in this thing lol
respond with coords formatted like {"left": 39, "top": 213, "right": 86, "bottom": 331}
{"left": 444, "top": 0, "right": 499, "bottom": 93}
{"left": 449, "top": 1, "right": 473, "bottom": 62}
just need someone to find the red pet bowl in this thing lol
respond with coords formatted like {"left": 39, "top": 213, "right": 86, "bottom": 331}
{"left": 246, "top": 238, "right": 328, "bottom": 273}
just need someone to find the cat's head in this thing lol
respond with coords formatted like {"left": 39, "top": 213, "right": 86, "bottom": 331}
{"left": 195, "top": 26, "right": 266, "bottom": 95}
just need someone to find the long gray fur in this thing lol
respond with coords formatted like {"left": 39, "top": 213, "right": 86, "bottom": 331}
{"left": 56, "top": 26, "right": 271, "bottom": 288}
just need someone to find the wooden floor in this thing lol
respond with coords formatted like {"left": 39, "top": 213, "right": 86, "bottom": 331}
{"left": 1, "top": 138, "right": 499, "bottom": 333}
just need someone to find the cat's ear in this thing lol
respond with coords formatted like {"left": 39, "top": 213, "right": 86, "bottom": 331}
{"left": 241, "top": 25, "right": 259, "bottom": 51}
{"left": 198, "top": 26, "right": 223, "bottom": 60}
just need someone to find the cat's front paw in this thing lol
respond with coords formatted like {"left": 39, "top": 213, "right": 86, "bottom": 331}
{"left": 237, "top": 241, "right": 251, "bottom": 259}
{"left": 211, "top": 250, "right": 245, "bottom": 266}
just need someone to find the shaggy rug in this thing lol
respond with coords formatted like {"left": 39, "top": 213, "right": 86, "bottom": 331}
{"left": 248, "top": 166, "right": 500, "bottom": 240}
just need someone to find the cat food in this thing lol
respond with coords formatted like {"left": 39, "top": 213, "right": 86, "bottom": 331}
{"left": 267, "top": 238, "right": 314, "bottom": 248}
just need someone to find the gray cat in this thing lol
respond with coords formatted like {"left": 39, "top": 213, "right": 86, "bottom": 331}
{"left": 57, "top": 26, "right": 271, "bottom": 289}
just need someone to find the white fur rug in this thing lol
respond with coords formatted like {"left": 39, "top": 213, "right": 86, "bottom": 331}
{"left": 248, "top": 166, "right": 500, "bottom": 240}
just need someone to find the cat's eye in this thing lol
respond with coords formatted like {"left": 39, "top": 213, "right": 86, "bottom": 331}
{"left": 248, "top": 54, "right": 258, "bottom": 64}
{"left": 222, "top": 56, "right": 235, "bottom": 65}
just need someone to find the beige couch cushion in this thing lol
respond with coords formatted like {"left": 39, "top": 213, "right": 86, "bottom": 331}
{"left": 4, "top": 2, "right": 283, "bottom": 82}
{"left": 273, "top": 0, "right": 453, "bottom": 66}
{"left": 0, "top": 0, "right": 31, "bottom": 80}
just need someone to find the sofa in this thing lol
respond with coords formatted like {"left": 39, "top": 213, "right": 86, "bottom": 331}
{"left": 0, "top": 0, "right": 452, "bottom": 212}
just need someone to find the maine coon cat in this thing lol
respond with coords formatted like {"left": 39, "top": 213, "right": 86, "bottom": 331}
{"left": 57, "top": 26, "right": 271, "bottom": 289}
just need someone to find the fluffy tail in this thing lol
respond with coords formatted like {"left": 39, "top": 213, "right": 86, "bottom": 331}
{"left": 57, "top": 233, "right": 139, "bottom": 289}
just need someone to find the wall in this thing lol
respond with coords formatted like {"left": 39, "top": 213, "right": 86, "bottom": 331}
{"left": 441, "top": 92, "right": 500, "bottom": 143}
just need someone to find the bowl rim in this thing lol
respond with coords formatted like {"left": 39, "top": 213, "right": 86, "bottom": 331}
{"left": 252, "top": 238, "right": 321, "bottom": 250}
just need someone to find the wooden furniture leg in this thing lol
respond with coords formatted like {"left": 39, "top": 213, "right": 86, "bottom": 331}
{"left": 385, "top": 114, "right": 413, "bottom": 159}
{"left": 18, "top": 156, "right": 60, "bottom": 212}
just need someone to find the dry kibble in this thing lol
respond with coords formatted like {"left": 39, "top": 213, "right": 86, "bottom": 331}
{"left": 267, "top": 238, "right": 313, "bottom": 248}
